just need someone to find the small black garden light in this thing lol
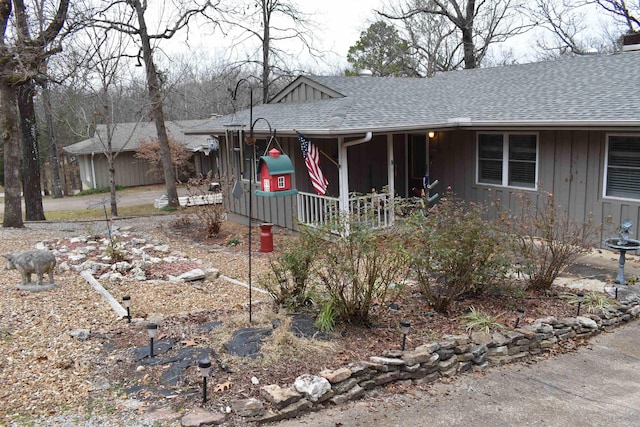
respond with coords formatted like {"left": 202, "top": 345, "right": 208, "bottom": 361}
{"left": 147, "top": 323, "right": 158, "bottom": 358}
{"left": 514, "top": 307, "right": 525, "bottom": 328}
{"left": 122, "top": 295, "right": 131, "bottom": 323}
{"left": 198, "top": 358, "right": 212, "bottom": 405}
{"left": 400, "top": 321, "right": 411, "bottom": 351}
{"left": 576, "top": 293, "right": 584, "bottom": 316}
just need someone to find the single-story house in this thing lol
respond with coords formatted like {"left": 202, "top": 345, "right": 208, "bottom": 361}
{"left": 64, "top": 120, "right": 219, "bottom": 190}
{"left": 185, "top": 47, "right": 640, "bottom": 240}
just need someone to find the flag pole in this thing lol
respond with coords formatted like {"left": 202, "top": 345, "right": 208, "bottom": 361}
{"left": 293, "top": 129, "right": 338, "bottom": 166}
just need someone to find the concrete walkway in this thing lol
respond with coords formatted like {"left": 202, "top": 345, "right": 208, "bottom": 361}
{"left": 274, "top": 320, "right": 640, "bottom": 427}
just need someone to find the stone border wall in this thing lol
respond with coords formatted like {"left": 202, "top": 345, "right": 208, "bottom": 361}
{"left": 234, "top": 299, "right": 640, "bottom": 424}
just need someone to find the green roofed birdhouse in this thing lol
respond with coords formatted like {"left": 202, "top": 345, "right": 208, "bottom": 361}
{"left": 255, "top": 148, "right": 298, "bottom": 197}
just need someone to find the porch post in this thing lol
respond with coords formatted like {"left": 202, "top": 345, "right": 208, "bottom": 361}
{"left": 338, "top": 136, "right": 349, "bottom": 216}
{"left": 387, "top": 134, "right": 394, "bottom": 201}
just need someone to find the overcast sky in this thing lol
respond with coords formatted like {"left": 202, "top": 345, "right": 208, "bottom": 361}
{"left": 160, "top": 1, "right": 617, "bottom": 73}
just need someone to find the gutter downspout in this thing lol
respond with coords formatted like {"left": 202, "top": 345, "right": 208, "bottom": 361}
{"left": 90, "top": 152, "right": 97, "bottom": 189}
{"left": 338, "top": 132, "right": 373, "bottom": 217}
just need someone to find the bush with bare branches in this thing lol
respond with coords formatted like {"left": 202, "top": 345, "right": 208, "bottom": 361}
{"left": 509, "top": 190, "right": 608, "bottom": 291}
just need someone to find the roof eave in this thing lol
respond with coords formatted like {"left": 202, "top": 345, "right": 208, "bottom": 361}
{"left": 184, "top": 119, "right": 640, "bottom": 139}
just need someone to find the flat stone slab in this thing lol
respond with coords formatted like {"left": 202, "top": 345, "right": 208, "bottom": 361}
{"left": 224, "top": 327, "right": 272, "bottom": 359}
{"left": 161, "top": 347, "right": 213, "bottom": 387}
{"left": 289, "top": 313, "right": 327, "bottom": 339}
{"left": 134, "top": 338, "right": 177, "bottom": 362}
{"left": 16, "top": 283, "right": 58, "bottom": 292}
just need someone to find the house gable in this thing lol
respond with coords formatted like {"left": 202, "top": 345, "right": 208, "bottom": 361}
{"left": 269, "top": 76, "right": 345, "bottom": 104}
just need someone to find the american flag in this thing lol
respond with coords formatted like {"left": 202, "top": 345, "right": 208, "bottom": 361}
{"left": 297, "top": 131, "right": 328, "bottom": 195}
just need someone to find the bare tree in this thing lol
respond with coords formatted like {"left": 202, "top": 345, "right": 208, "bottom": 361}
{"left": 0, "top": 0, "right": 71, "bottom": 228}
{"left": 528, "top": 0, "right": 591, "bottom": 57}
{"left": 41, "top": 79, "right": 64, "bottom": 198}
{"left": 94, "top": 0, "right": 215, "bottom": 208}
{"left": 380, "top": 0, "right": 530, "bottom": 70}
{"left": 18, "top": 81, "right": 46, "bottom": 220}
{"left": 154, "top": 53, "right": 245, "bottom": 120}
{"left": 222, "top": 0, "right": 320, "bottom": 103}
{"left": 526, "top": 0, "right": 629, "bottom": 59}
{"left": 81, "top": 25, "right": 146, "bottom": 217}
{"left": 594, "top": 0, "right": 640, "bottom": 33}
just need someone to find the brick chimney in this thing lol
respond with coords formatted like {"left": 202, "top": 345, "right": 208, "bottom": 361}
{"left": 622, "top": 33, "right": 640, "bottom": 51}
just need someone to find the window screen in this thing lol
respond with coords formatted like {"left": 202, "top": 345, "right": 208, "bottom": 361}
{"left": 606, "top": 135, "right": 640, "bottom": 199}
{"left": 478, "top": 133, "right": 537, "bottom": 188}
{"left": 478, "top": 134, "right": 503, "bottom": 185}
{"left": 508, "top": 134, "right": 536, "bottom": 188}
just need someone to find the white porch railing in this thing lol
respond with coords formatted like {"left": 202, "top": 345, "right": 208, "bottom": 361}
{"left": 297, "top": 191, "right": 394, "bottom": 229}
{"left": 297, "top": 192, "right": 340, "bottom": 227}
{"left": 348, "top": 192, "right": 394, "bottom": 229}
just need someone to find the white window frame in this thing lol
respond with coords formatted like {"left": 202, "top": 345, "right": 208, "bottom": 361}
{"left": 476, "top": 132, "right": 539, "bottom": 190}
{"left": 603, "top": 133, "right": 640, "bottom": 201}
{"left": 277, "top": 176, "right": 286, "bottom": 189}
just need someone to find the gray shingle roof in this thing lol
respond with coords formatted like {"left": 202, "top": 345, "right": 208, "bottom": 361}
{"left": 64, "top": 120, "right": 211, "bottom": 155}
{"left": 187, "top": 51, "right": 640, "bottom": 138}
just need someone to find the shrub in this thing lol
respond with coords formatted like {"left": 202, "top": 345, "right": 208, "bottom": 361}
{"left": 260, "top": 227, "right": 320, "bottom": 309}
{"left": 406, "top": 194, "right": 513, "bottom": 313}
{"left": 509, "top": 190, "right": 606, "bottom": 291}
{"left": 181, "top": 176, "right": 225, "bottom": 237}
{"left": 314, "top": 215, "right": 410, "bottom": 326}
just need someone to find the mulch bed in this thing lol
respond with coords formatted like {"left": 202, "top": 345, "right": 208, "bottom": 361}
{"left": 0, "top": 215, "right": 590, "bottom": 425}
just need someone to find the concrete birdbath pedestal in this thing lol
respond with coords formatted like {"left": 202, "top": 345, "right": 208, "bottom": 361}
{"left": 603, "top": 220, "right": 640, "bottom": 285}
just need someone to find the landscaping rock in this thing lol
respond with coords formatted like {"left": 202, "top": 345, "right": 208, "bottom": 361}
{"left": 260, "top": 384, "right": 302, "bottom": 409}
{"left": 69, "top": 329, "right": 91, "bottom": 341}
{"left": 175, "top": 268, "right": 206, "bottom": 282}
{"left": 320, "top": 367, "right": 352, "bottom": 383}
{"left": 181, "top": 407, "right": 226, "bottom": 426}
{"left": 232, "top": 397, "right": 264, "bottom": 417}
{"left": 254, "top": 399, "right": 313, "bottom": 424}
{"left": 577, "top": 316, "right": 598, "bottom": 329}
{"left": 294, "top": 374, "right": 331, "bottom": 402}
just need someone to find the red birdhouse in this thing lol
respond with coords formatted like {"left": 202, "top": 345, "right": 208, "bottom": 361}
{"left": 255, "top": 148, "right": 298, "bottom": 197}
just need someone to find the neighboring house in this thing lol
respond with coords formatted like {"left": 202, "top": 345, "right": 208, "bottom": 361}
{"left": 64, "top": 120, "right": 219, "bottom": 190}
{"left": 185, "top": 49, "right": 640, "bottom": 239}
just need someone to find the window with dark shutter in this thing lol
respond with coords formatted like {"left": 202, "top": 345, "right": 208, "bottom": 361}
{"left": 606, "top": 135, "right": 640, "bottom": 199}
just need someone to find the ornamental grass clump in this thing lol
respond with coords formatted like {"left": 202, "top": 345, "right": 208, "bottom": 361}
{"left": 460, "top": 306, "right": 505, "bottom": 334}
{"left": 406, "top": 193, "right": 514, "bottom": 314}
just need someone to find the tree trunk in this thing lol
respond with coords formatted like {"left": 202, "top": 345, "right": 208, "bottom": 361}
{"left": 133, "top": 0, "right": 179, "bottom": 208}
{"left": 42, "top": 82, "right": 64, "bottom": 198}
{"left": 18, "top": 83, "right": 46, "bottom": 221}
{"left": 462, "top": 0, "right": 477, "bottom": 69}
{"left": 261, "top": 4, "right": 270, "bottom": 104}
{"left": 1, "top": 83, "right": 24, "bottom": 228}
{"left": 109, "top": 162, "right": 117, "bottom": 217}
